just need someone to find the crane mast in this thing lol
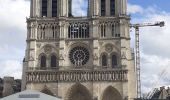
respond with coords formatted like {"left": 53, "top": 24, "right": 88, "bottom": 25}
{"left": 130, "top": 21, "right": 165, "bottom": 98}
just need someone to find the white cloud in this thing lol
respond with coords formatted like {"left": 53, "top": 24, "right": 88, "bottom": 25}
{"left": 140, "top": 13, "right": 170, "bottom": 58}
{"left": 141, "top": 53, "right": 170, "bottom": 93}
{"left": 0, "top": 0, "right": 29, "bottom": 79}
{"left": 0, "top": 0, "right": 88, "bottom": 79}
{"left": 72, "top": 0, "right": 88, "bottom": 16}
{"left": 0, "top": 0, "right": 29, "bottom": 32}
{"left": 129, "top": 4, "right": 170, "bottom": 95}
{"left": 0, "top": 60, "right": 22, "bottom": 79}
{"left": 127, "top": 4, "right": 144, "bottom": 14}
{"left": 0, "top": 0, "right": 89, "bottom": 79}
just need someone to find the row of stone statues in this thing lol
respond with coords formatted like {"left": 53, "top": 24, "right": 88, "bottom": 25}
{"left": 26, "top": 70, "right": 128, "bottom": 83}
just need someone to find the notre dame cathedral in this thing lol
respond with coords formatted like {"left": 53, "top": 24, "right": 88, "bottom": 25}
{"left": 22, "top": 0, "right": 137, "bottom": 100}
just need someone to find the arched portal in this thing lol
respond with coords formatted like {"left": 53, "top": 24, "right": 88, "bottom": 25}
{"left": 102, "top": 86, "right": 122, "bottom": 100}
{"left": 41, "top": 85, "right": 54, "bottom": 96}
{"left": 66, "top": 83, "right": 92, "bottom": 100}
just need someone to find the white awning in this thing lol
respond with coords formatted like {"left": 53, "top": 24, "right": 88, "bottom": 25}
{"left": 0, "top": 90, "right": 62, "bottom": 100}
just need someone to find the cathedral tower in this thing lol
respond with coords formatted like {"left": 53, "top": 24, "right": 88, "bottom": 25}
{"left": 22, "top": 0, "right": 137, "bottom": 100}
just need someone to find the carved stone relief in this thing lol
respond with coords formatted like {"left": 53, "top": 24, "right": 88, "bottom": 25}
{"left": 93, "top": 53, "right": 99, "bottom": 60}
{"left": 29, "top": 54, "right": 34, "bottom": 61}
{"left": 59, "top": 54, "right": 64, "bottom": 60}
{"left": 99, "top": 42, "right": 104, "bottom": 46}
{"left": 37, "top": 43, "right": 41, "bottom": 48}
{"left": 44, "top": 45, "right": 52, "bottom": 54}
{"left": 121, "top": 51, "right": 127, "bottom": 59}
{"left": 105, "top": 44, "right": 113, "bottom": 53}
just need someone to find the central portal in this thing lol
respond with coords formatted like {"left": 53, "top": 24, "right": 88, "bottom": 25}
{"left": 66, "top": 83, "right": 92, "bottom": 100}
{"left": 102, "top": 86, "right": 122, "bottom": 100}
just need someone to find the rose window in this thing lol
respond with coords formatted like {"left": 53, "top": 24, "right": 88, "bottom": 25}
{"left": 69, "top": 46, "right": 89, "bottom": 66}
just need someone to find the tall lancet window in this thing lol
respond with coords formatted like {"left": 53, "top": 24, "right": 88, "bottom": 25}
{"left": 40, "top": 55, "right": 46, "bottom": 68}
{"left": 101, "top": 0, "right": 106, "bottom": 16}
{"left": 68, "top": 0, "right": 72, "bottom": 17}
{"left": 112, "top": 54, "right": 117, "bottom": 68}
{"left": 110, "top": 0, "right": 115, "bottom": 16}
{"left": 52, "top": 0, "right": 57, "bottom": 17}
{"left": 42, "top": 0, "right": 48, "bottom": 17}
{"left": 101, "top": 24, "right": 106, "bottom": 38}
{"left": 51, "top": 55, "right": 57, "bottom": 68}
{"left": 102, "top": 54, "right": 107, "bottom": 66}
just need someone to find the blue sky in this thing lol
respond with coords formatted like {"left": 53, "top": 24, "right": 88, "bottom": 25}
{"left": 127, "top": 0, "right": 170, "bottom": 94}
{"left": 129, "top": 0, "right": 170, "bottom": 12}
{"left": 0, "top": 0, "right": 170, "bottom": 95}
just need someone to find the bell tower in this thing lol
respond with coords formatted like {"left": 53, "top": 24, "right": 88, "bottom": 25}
{"left": 89, "top": 0, "right": 127, "bottom": 17}
{"left": 22, "top": 0, "right": 137, "bottom": 100}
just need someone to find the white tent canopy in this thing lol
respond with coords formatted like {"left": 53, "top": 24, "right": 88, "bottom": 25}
{"left": 0, "top": 90, "right": 62, "bottom": 100}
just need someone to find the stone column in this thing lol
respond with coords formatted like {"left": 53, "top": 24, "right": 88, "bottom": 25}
{"left": 123, "top": 0, "right": 127, "bottom": 15}
{"left": 30, "top": 0, "right": 33, "bottom": 17}
{"left": 59, "top": 0, "right": 68, "bottom": 17}
{"left": 30, "top": 0, "right": 41, "bottom": 17}
{"left": 91, "top": 0, "right": 100, "bottom": 17}
{"left": 106, "top": 0, "right": 110, "bottom": 16}
{"left": 48, "top": 0, "right": 52, "bottom": 17}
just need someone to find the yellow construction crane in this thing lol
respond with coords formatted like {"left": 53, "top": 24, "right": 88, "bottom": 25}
{"left": 130, "top": 21, "right": 165, "bottom": 98}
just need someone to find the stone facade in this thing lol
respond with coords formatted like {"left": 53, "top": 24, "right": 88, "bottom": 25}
{"left": 22, "top": 0, "right": 137, "bottom": 100}
{"left": 0, "top": 77, "right": 21, "bottom": 98}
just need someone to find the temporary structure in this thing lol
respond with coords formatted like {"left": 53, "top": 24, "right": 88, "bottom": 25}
{"left": 0, "top": 90, "right": 62, "bottom": 100}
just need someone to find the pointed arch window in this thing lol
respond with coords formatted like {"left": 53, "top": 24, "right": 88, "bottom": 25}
{"left": 101, "top": 0, "right": 106, "bottom": 16}
{"left": 112, "top": 54, "right": 117, "bottom": 68}
{"left": 40, "top": 55, "right": 46, "bottom": 68}
{"left": 101, "top": 24, "right": 106, "bottom": 38}
{"left": 42, "top": 0, "right": 48, "bottom": 17}
{"left": 111, "top": 24, "right": 115, "bottom": 37}
{"left": 51, "top": 55, "right": 57, "bottom": 68}
{"left": 110, "top": 0, "right": 115, "bottom": 16}
{"left": 112, "top": 23, "right": 120, "bottom": 37}
{"left": 102, "top": 54, "right": 107, "bottom": 66}
{"left": 52, "top": 0, "right": 57, "bottom": 17}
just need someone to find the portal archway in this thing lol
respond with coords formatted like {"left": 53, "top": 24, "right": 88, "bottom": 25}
{"left": 102, "top": 86, "right": 122, "bottom": 100}
{"left": 65, "top": 83, "right": 92, "bottom": 100}
{"left": 41, "top": 85, "right": 54, "bottom": 96}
